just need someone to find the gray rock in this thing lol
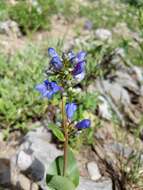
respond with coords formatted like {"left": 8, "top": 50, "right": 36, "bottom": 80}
{"left": 0, "top": 159, "right": 10, "bottom": 186}
{"left": 98, "top": 96, "right": 112, "bottom": 120}
{"left": 114, "top": 71, "right": 140, "bottom": 94}
{"left": 11, "top": 127, "right": 62, "bottom": 188}
{"left": 87, "top": 162, "right": 101, "bottom": 181}
{"left": 17, "top": 150, "right": 33, "bottom": 171}
{"left": 132, "top": 66, "right": 143, "bottom": 83}
{"left": 24, "top": 158, "right": 45, "bottom": 182}
{"left": 77, "top": 177, "right": 112, "bottom": 190}
{"left": 96, "top": 80, "right": 131, "bottom": 105}
{"left": 0, "top": 20, "right": 21, "bottom": 37}
{"left": 95, "top": 28, "right": 112, "bottom": 41}
{"left": 104, "top": 142, "right": 133, "bottom": 158}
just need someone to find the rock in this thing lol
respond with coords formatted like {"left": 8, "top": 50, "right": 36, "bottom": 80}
{"left": 114, "top": 48, "right": 125, "bottom": 58}
{"left": 132, "top": 66, "right": 143, "bottom": 83}
{"left": 11, "top": 127, "right": 62, "bottom": 188}
{"left": 95, "top": 28, "right": 112, "bottom": 41}
{"left": 12, "top": 173, "right": 39, "bottom": 190}
{"left": 96, "top": 80, "right": 131, "bottom": 105}
{"left": 0, "top": 159, "right": 10, "bottom": 187}
{"left": 24, "top": 158, "right": 45, "bottom": 182}
{"left": 114, "top": 71, "right": 140, "bottom": 94}
{"left": 77, "top": 177, "right": 112, "bottom": 190}
{"left": 98, "top": 96, "right": 112, "bottom": 120}
{"left": 87, "top": 162, "right": 101, "bottom": 181}
{"left": 0, "top": 158, "right": 39, "bottom": 190}
{"left": 17, "top": 150, "right": 33, "bottom": 171}
{"left": 0, "top": 20, "right": 21, "bottom": 37}
{"left": 104, "top": 142, "right": 133, "bottom": 158}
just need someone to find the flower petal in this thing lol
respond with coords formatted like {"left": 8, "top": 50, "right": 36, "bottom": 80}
{"left": 36, "top": 80, "right": 61, "bottom": 99}
{"left": 76, "top": 51, "right": 87, "bottom": 62}
{"left": 74, "top": 72, "right": 85, "bottom": 82}
{"left": 35, "top": 84, "right": 47, "bottom": 97}
{"left": 68, "top": 51, "right": 76, "bottom": 63}
{"left": 50, "top": 57, "right": 63, "bottom": 70}
{"left": 48, "top": 47, "right": 59, "bottom": 58}
{"left": 75, "top": 119, "right": 91, "bottom": 129}
{"left": 73, "top": 61, "right": 85, "bottom": 75}
{"left": 66, "top": 103, "right": 77, "bottom": 120}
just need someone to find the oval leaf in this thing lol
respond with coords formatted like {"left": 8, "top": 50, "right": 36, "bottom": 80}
{"left": 48, "top": 124, "right": 65, "bottom": 142}
{"left": 47, "top": 175, "right": 75, "bottom": 190}
{"left": 47, "top": 148, "right": 79, "bottom": 187}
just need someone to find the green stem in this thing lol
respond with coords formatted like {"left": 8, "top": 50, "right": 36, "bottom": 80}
{"left": 61, "top": 95, "right": 68, "bottom": 176}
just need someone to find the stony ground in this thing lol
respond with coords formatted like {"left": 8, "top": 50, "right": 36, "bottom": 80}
{"left": 0, "top": 0, "right": 143, "bottom": 190}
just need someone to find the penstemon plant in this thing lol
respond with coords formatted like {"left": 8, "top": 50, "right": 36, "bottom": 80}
{"left": 36, "top": 47, "right": 91, "bottom": 190}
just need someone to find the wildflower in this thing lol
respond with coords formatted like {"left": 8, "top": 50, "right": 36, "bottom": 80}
{"left": 76, "top": 51, "right": 87, "bottom": 63}
{"left": 72, "top": 51, "right": 87, "bottom": 81}
{"left": 84, "top": 20, "right": 93, "bottom": 30}
{"left": 75, "top": 119, "right": 91, "bottom": 129}
{"left": 74, "top": 72, "right": 85, "bottom": 82}
{"left": 36, "top": 80, "right": 61, "bottom": 99}
{"left": 68, "top": 51, "right": 76, "bottom": 63}
{"left": 66, "top": 103, "right": 77, "bottom": 120}
{"left": 72, "top": 61, "right": 85, "bottom": 75}
{"left": 48, "top": 48, "right": 63, "bottom": 70}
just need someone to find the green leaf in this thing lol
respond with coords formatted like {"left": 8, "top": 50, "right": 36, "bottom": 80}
{"left": 47, "top": 148, "right": 79, "bottom": 187}
{"left": 48, "top": 124, "right": 65, "bottom": 142}
{"left": 47, "top": 175, "right": 75, "bottom": 190}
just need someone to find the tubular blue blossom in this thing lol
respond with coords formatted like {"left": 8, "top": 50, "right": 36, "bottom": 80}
{"left": 48, "top": 47, "right": 63, "bottom": 70}
{"left": 74, "top": 72, "right": 85, "bottom": 82}
{"left": 36, "top": 80, "right": 61, "bottom": 99}
{"left": 76, "top": 51, "right": 87, "bottom": 63}
{"left": 66, "top": 103, "right": 77, "bottom": 120}
{"left": 72, "top": 51, "right": 87, "bottom": 81}
{"left": 48, "top": 47, "right": 59, "bottom": 58}
{"left": 72, "top": 61, "right": 86, "bottom": 76}
{"left": 75, "top": 119, "right": 91, "bottom": 129}
{"left": 50, "top": 57, "right": 63, "bottom": 70}
{"left": 68, "top": 51, "right": 76, "bottom": 63}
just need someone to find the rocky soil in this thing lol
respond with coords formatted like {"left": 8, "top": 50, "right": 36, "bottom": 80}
{"left": 0, "top": 0, "right": 143, "bottom": 189}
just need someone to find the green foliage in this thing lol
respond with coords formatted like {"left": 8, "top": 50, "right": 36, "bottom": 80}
{"left": 47, "top": 148, "right": 79, "bottom": 187}
{"left": 0, "top": 45, "right": 48, "bottom": 130}
{"left": 79, "top": 1, "right": 138, "bottom": 31}
{"left": 48, "top": 124, "right": 65, "bottom": 142}
{"left": 47, "top": 175, "right": 75, "bottom": 190}
{"left": 122, "top": 0, "right": 143, "bottom": 7}
{"left": 56, "top": 0, "right": 76, "bottom": 21}
{"left": 0, "top": 0, "right": 8, "bottom": 21}
{"left": 8, "top": 0, "right": 57, "bottom": 34}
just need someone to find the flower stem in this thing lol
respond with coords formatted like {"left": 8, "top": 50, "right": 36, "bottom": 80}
{"left": 61, "top": 95, "right": 68, "bottom": 176}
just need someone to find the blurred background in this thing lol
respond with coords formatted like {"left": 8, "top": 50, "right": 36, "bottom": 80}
{"left": 0, "top": 0, "right": 143, "bottom": 189}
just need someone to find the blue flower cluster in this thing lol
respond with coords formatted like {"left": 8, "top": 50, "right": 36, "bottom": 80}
{"left": 36, "top": 47, "right": 91, "bottom": 130}
{"left": 66, "top": 103, "right": 91, "bottom": 129}
{"left": 48, "top": 47, "right": 87, "bottom": 82}
{"left": 36, "top": 80, "right": 62, "bottom": 99}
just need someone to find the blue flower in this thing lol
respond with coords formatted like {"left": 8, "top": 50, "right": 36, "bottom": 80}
{"left": 48, "top": 47, "right": 63, "bottom": 70}
{"left": 76, "top": 51, "right": 87, "bottom": 63}
{"left": 74, "top": 72, "right": 85, "bottom": 82}
{"left": 68, "top": 51, "right": 76, "bottom": 63}
{"left": 36, "top": 80, "right": 61, "bottom": 99}
{"left": 66, "top": 103, "right": 77, "bottom": 120}
{"left": 72, "top": 61, "right": 85, "bottom": 75}
{"left": 72, "top": 51, "right": 87, "bottom": 81}
{"left": 75, "top": 119, "right": 91, "bottom": 129}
